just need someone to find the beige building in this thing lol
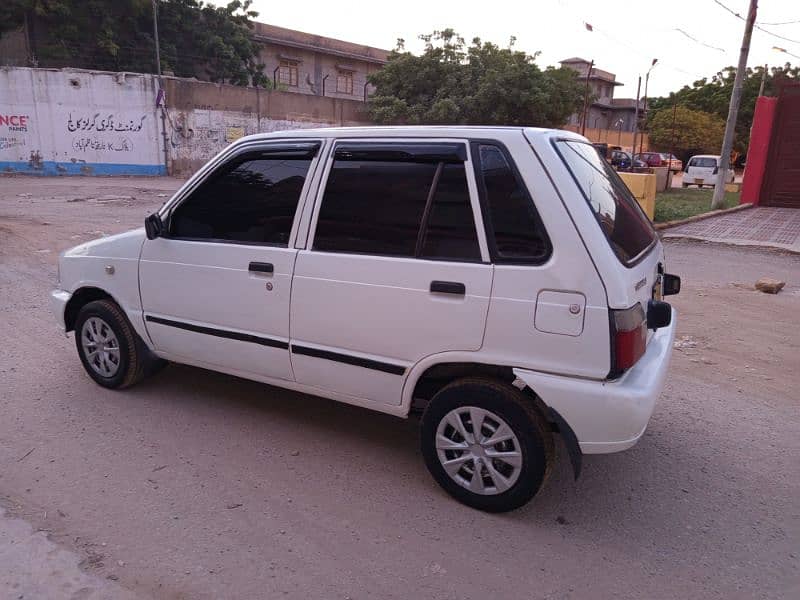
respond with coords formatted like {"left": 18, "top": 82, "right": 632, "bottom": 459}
{"left": 0, "top": 20, "right": 390, "bottom": 102}
{"left": 252, "top": 23, "right": 388, "bottom": 101}
{"left": 560, "top": 58, "right": 643, "bottom": 133}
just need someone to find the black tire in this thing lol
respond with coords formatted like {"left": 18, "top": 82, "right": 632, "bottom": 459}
{"left": 420, "top": 378, "right": 553, "bottom": 513}
{"left": 681, "top": 183, "right": 688, "bottom": 188}
{"left": 74, "top": 299, "right": 165, "bottom": 389}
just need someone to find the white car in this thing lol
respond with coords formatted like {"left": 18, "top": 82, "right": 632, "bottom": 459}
{"left": 52, "top": 126, "right": 679, "bottom": 512}
{"left": 683, "top": 154, "right": 735, "bottom": 188}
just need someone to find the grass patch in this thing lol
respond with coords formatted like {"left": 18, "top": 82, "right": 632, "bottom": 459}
{"left": 654, "top": 188, "right": 740, "bottom": 223}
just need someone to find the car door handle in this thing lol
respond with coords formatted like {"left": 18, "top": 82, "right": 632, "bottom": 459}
{"left": 248, "top": 261, "right": 274, "bottom": 274}
{"left": 430, "top": 281, "right": 466, "bottom": 295}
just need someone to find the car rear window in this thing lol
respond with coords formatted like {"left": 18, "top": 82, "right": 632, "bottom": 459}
{"left": 692, "top": 157, "right": 717, "bottom": 168}
{"left": 555, "top": 140, "right": 656, "bottom": 265}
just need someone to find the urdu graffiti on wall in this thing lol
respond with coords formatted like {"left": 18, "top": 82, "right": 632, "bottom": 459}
{"left": 72, "top": 137, "right": 133, "bottom": 153}
{"left": 67, "top": 113, "right": 147, "bottom": 133}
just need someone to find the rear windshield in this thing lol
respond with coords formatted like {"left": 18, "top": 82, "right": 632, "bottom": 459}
{"left": 555, "top": 140, "right": 656, "bottom": 265}
{"left": 691, "top": 157, "right": 717, "bottom": 168}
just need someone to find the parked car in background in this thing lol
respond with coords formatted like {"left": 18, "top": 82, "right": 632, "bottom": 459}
{"left": 660, "top": 153, "right": 683, "bottom": 172}
{"left": 51, "top": 126, "right": 679, "bottom": 513}
{"left": 634, "top": 152, "right": 665, "bottom": 168}
{"left": 611, "top": 150, "right": 647, "bottom": 170}
{"left": 683, "top": 155, "right": 735, "bottom": 188}
{"left": 592, "top": 142, "right": 610, "bottom": 160}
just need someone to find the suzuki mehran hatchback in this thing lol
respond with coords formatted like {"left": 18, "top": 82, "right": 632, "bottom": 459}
{"left": 52, "top": 127, "right": 679, "bottom": 512}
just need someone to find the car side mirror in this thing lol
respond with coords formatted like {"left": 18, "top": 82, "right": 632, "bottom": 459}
{"left": 145, "top": 213, "right": 164, "bottom": 240}
{"left": 712, "top": 166, "right": 719, "bottom": 175}
{"left": 662, "top": 273, "right": 681, "bottom": 296}
{"left": 647, "top": 300, "right": 672, "bottom": 330}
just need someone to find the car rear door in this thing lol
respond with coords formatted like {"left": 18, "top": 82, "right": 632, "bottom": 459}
{"left": 139, "top": 141, "right": 321, "bottom": 381}
{"left": 289, "top": 139, "right": 493, "bottom": 407}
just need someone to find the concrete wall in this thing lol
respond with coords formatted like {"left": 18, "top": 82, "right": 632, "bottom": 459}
{"left": 0, "top": 67, "right": 372, "bottom": 176}
{"left": 0, "top": 67, "right": 164, "bottom": 175}
{"left": 618, "top": 172, "right": 656, "bottom": 220}
{"left": 162, "top": 76, "right": 370, "bottom": 174}
{"left": 563, "top": 124, "right": 649, "bottom": 152}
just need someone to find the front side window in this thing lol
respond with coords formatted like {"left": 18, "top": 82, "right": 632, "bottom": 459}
{"left": 475, "top": 144, "right": 551, "bottom": 263}
{"left": 169, "top": 146, "right": 316, "bottom": 245}
{"left": 556, "top": 139, "right": 656, "bottom": 265}
{"left": 313, "top": 144, "right": 480, "bottom": 261}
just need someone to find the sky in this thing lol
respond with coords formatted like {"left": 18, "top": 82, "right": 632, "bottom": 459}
{"left": 249, "top": 0, "right": 800, "bottom": 99}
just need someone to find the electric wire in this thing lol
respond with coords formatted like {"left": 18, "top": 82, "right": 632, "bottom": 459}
{"left": 711, "top": 0, "right": 800, "bottom": 45}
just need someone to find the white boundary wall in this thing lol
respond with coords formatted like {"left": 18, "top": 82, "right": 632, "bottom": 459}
{"left": 0, "top": 67, "right": 370, "bottom": 176}
{"left": 0, "top": 68, "right": 164, "bottom": 175}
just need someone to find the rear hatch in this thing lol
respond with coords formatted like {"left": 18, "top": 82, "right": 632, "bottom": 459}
{"left": 550, "top": 137, "right": 664, "bottom": 370}
{"left": 688, "top": 157, "right": 718, "bottom": 184}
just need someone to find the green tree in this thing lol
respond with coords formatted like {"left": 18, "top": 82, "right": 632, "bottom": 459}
{"left": 648, "top": 64, "right": 798, "bottom": 154}
{"left": 367, "top": 30, "right": 584, "bottom": 127}
{"left": 3, "top": 0, "right": 268, "bottom": 86}
{"left": 647, "top": 106, "right": 725, "bottom": 160}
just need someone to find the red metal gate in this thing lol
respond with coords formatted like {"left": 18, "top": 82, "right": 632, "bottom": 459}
{"left": 762, "top": 84, "right": 800, "bottom": 208}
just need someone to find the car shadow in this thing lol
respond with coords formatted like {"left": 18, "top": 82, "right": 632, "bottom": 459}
{"left": 132, "top": 363, "right": 760, "bottom": 557}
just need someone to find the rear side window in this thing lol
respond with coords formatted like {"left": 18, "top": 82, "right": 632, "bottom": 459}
{"left": 474, "top": 144, "right": 550, "bottom": 263}
{"left": 556, "top": 140, "right": 656, "bottom": 265}
{"left": 169, "top": 145, "right": 317, "bottom": 245}
{"left": 420, "top": 164, "right": 482, "bottom": 261}
{"left": 313, "top": 144, "right": 480, "bottom": 261}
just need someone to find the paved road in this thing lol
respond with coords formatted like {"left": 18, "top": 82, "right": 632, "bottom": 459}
{"left": 1, "top": 177, "right": 798, "bottom": 599}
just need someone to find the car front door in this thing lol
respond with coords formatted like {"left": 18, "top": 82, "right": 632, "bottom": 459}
{"left": 289, "top": 140, "right": 494, "bottom": 407}
{"left": 139, "top": 141, "right": 321, "bottom": 382}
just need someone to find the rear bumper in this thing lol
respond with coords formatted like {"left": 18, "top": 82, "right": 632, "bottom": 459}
{"left": 514, "top": 309, "right": 677, "bottom": 454}
{"left": 51, "top": 289, "right": 71, "bottom": 332}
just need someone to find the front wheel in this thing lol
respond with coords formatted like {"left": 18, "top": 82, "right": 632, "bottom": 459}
{"left": 75, "top": 299, "right": 165, "bottom": 389}
{"left": 420, "top": 378, "right": 553, "bottom": 512}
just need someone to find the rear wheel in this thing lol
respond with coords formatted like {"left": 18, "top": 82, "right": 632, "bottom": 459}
{"left": 75, "top": 299, "right": 165, "bottom": 389}
{"left": 420, "top": 378, "right": 553, "bottom": 512}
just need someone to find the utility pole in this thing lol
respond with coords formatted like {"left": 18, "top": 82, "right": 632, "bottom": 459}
{"left": 152, "top": 0, "right": 170, "bottom": 175}
{"left": 580, "top": 60, "right": 594, "bottom": 136}
{"left": 630, "top": 76, "right": 641, "bottom": 170}
{"left": 758, "top": 63, "right": 768, "bottom": 96}
{"left": 152, "top": 0, "right": 162, "bottom": 77}
{"left": 640, "top": 59, "right": 658, "bottom": 155}
{"left": 712, "top": 0, "right": 758, "bottom": 209}
{"left": 669, "top": 101, "right": 678, "bottom": 165}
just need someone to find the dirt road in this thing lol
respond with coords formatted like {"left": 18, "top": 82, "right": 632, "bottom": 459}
{"left": 1, "top": 176, "right": 798, "bottom": 599}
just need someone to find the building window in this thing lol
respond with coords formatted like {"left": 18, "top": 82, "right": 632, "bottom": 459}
{"left": 279, "top": 60, "right": 299, "bottom": 87}
{"left": 336, "top": 71, "right": 354, "bottom": 95}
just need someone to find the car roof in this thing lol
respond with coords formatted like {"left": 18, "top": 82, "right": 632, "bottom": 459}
{"left": 689, "top": 154, "right": 720, "bottom": 159}
{"left": 232, "top": 125, "right": 584, "bottom": 144}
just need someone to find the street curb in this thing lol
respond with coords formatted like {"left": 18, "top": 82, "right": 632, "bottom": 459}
{"left": 655, "top": 203, "right": 754, "bottom": 231}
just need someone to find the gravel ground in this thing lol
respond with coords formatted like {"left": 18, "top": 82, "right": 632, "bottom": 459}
{"left": 1, "top": 176, "right": 798, "bottom": 600}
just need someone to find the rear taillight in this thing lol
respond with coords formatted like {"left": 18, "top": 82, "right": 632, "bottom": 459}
{"left": 610, "top": 304, "right": 647, "bottom": 377}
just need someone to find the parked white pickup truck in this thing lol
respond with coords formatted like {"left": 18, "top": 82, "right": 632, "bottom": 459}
{"left": 52, "top": 126, "right": 679, "bottom": 512}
